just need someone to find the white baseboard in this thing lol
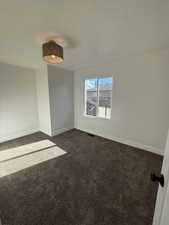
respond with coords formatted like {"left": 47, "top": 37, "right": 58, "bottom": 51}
{"left": 0, "top": 127, "right": 39, "bottom": 143}
{"left": 76, "top": 127, "right": 163, "bottom": 156}
{"left": 51, "top": 126, "right": 74, "bottom": 136}
{"left": 1, "top": 126, "right": 163, "bottom": 156}
{"left": 39, "top": 128, "right": 52, "bottom": 137}
{"left": 110, "top": 135, "right": 163, "bottom": 156}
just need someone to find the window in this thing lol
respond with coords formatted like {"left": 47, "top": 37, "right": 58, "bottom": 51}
{"left": 84, "top": 77, "right": 113, "bottom": 119}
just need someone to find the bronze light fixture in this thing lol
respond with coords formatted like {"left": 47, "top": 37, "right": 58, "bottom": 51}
{"left": 42, "top": 40, "right": 64, "bottom": 64}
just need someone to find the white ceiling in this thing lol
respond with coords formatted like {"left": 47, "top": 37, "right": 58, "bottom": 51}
{"left": 0, "top": 0, "right": 169, "bottom": 70}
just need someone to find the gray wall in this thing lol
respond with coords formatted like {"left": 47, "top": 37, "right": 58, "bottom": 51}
{"left": 36, "top": 63, "right": 52, "bottom": 136}
{"left": 0, "top": 62, "right": 39, "bottom": 142}
{"left": 48, "top": 65, "right": 74, "bottom": 136}
{"left": 74, "top": 49, "right": 169, "bottom": 155}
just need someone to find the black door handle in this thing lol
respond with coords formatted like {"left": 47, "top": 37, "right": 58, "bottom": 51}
{"left": 151, "top": 173, "right": 164, "bottom": 187}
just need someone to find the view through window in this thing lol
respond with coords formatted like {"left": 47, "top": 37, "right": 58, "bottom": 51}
{"left": 84, "top": 77, "right": 113, "bottom": 119}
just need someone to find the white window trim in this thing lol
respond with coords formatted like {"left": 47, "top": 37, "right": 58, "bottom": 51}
{"left": 83, "top": 76, "right": 113, "bottom": 120}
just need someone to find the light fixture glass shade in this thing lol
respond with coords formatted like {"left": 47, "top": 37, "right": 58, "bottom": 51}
{"left": 42, "top": 41, "right": 64, "bottom": 64}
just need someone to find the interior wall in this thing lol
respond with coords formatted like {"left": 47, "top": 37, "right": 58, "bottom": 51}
{"left": 0, "top": 62, "right": 39, "bottom": 143}
{"left": 48, "top": 65, "right": 74, "bottom": 136}
{"left": 74, "top": 49, "right": 169, "bottom": 155}
{"left": 36, "top": 63, "right": 52, "bottom": 136}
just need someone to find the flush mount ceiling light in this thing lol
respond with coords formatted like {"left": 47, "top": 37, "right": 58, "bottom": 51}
{"left": 42, "top": 40, "right": 64, "bottom": 64}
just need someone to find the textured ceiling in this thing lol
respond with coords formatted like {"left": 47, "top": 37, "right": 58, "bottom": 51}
{"left": 0, "top": 0, "right": 169, "bottom": 70}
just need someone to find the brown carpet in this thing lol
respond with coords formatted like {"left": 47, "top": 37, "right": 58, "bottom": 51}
{"left": 0, "top": 129, "right": 163, "bottom": 225}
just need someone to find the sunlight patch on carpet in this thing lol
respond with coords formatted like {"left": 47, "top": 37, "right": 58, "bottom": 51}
{"left": 0, "top": 139, "right": 55, "bottom": 162}
{"left": 0, "top": 143, "right": 67, "bottom": 178}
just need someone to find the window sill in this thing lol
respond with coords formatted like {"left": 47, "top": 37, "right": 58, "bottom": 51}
{"left": 83, "top": 114, "right": 111, "bottom": 120}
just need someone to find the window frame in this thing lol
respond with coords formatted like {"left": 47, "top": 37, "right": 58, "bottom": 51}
{"left": 83, "top": 76, "right": 113, "bottom": 120}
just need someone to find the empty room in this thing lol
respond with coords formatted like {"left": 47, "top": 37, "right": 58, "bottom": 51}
{"left": 0, "top": 1, "right": 169, "bottom": 225}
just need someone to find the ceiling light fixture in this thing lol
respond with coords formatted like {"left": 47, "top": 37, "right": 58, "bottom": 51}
{"left": 42, "top": 40, "right": 64, "bottom": 64}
